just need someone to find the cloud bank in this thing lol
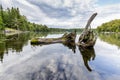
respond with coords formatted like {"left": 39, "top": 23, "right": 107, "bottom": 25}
{"left": 1, "top": 0, "right": 120, "bottom": 28}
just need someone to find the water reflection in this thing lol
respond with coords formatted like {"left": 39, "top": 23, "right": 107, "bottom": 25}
{"left": 0, "top": 32, "right": 48, "bottom": 62}
{"left": 63, "top": 42, "right": 76, "bottom": 53}
{"left": 1, "top": 33, "right": 120, "bottom": 80}
{"left": 0, "top": 32, "right": 95, "bottom": 73}
{"left": 30, "top": 35, "right": 96, "bottom": 72}
{"left": 31, "top": 40, "right": 96, "bottom": 72}
{"left": 30, "top": 42, "right": 96, "bottom": 79}
{"left": 30, "top": 41, "right": 77, "bottom": 79}
{"left": 32, "top": 60, "right": 75, "bottom": 80}
{"left": 78, "top": 46, "right": 95, "bottom": 71}
{"left": 0, "top": 43, "right": 5, "bottom": 62}
{"left": 0, "top": 33, "right": 29, "bottom": 62}
{"left": 31, "top": 41, "right": 76, "bottom": 53}
{"left": 99, "top": 33, "right": 120, "bottom": 48}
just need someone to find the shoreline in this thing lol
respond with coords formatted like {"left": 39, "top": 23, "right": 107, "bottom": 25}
{"left": 5, "top": 31, "right": 23, "bottom": 36}
{"left": 1, "top": 28, "right": 23, "bottom": 36}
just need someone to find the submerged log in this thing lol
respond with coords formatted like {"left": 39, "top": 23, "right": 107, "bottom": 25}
{"left": 31, "top": 31, "right": 76, "bottom": 44}
{"left": 77, "top": 13, "right": 97, "bottom": 47}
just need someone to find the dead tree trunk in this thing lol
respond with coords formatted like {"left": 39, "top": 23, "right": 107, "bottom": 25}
{"left": 78, "top": 13, "right": 97, "bottom": 47}
{"left": 84, "top": 13, "right": 97, "bottom": 31}
{"left": 31, "top": 31, "right": 76, "bottom": 44}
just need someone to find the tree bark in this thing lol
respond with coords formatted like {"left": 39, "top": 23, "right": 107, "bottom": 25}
{"left": 78, "top": 13, "right": 97, "bottom": 47}
{"left": 84, "top": 13, "right": 97, "bottom": 31}
{"left": 31, "top": 31, "right": 76, "bottom": 45}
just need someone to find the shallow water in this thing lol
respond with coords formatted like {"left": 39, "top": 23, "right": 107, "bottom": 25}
{"left": 0, "top": 32, "right": 120, "bottom": 80}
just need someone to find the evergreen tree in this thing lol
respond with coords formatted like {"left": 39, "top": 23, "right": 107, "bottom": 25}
{"left": 0, "top": 5, "right": 4, "bottom": 30}
{"left": 0, "top": 15, "right": 3, "bottom": 30}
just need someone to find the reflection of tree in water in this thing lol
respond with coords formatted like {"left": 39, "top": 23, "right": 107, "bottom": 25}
{"left": 78, "top": 47, "right": 96, "bottom": 71}
{"left": 0, "top": 33, "right": 6, "bottom": 62}
{"left": 5, "top": 33, "right": 31, "bottom": 53}
{"left": 99, "top": 33, "right": 120, "bottom": 48}
{"left": 0, "top": 32, "right": 48, "bottom": 62}
{"left": 0, "top": 43, "right": 6, "bottom": 62}
{"left": 30, "top": 32, "right": 48, "bottom": 38}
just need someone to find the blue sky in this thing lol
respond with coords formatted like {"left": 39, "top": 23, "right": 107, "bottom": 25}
{"left": 97, "top": 0, "right": 120, "bottom": 5}
{"left": 0, "top": 0, "right": 120, "bottom": 28}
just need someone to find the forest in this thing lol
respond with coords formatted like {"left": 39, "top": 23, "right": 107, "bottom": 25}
{"left": 0, "top": 5, "right": 49, "bottom": 32}
{"left": 97, "top": 19, "right": 120, "bottom": 32}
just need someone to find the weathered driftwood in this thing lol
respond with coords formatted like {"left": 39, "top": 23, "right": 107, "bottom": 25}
{"left": 77, "top": 30, "right": 97, "bottom": 47}
{"left": 31, "top": 31, "right": 76, "bottom": 44}
{"left": 77, "top": 13, "right": 97, "bottom": 47}
{"left": 31, "top": 32, "right": 76, "bottom": 53}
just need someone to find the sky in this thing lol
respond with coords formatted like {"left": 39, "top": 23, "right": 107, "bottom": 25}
{"left": 0, "top": 0, "right": 120, "bottom": 28}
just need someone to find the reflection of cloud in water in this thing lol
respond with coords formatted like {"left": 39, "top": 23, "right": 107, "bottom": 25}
{"left": 32, "top": 56, "right": 80, "bottom": 80}
{"left": 0, "top": 44, "right": 101, "bottom": 80}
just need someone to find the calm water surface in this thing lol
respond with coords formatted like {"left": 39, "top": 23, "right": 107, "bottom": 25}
{"left": 0, "top": 32, "right": 120, "bottom": 80}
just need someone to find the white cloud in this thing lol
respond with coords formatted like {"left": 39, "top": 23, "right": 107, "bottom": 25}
{"left": 1, "top": 0, "right": 120, "bottom": 28}
{"left": 0, "top": 0, "right": 13, "bottom": 8}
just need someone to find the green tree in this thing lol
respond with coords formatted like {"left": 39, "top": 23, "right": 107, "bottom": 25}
{"left": 0, "top": 15, "right": 3, "bottom": 30}
{"left": 97, "top": 19, "right": 120, "bottom": 32}
{"left": 0, "top": 5, "right": 4, "bottom": 30}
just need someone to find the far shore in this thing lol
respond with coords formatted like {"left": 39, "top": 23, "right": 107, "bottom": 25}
{"left": 1, "top": 28, "right": 120, "bottom": 37}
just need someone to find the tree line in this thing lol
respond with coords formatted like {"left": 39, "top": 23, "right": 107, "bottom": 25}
{"left": 97, "top": 19, "right": 120, "bottom": 32}
{"left": 0, "top": 5, "right": 49, "bottom": 32}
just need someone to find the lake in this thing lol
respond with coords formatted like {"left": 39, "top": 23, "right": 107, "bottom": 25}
{"left": 0, "top": 32, "right": 120, "bottom": 80}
